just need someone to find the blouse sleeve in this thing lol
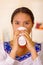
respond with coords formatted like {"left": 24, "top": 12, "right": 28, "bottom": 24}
{"left": 33, "top": 43, "right": 43, "bottom": 65}
{"left": 33, "top": 56, "right": 42, "bottom": 65}
{"left": 0, "top": 43, "right": 15, "bottom": 65}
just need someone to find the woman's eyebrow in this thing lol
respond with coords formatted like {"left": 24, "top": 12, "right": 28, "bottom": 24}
{"left": 24, "top": 20, "right": 31, "bottom": 22}
{"left": 14, "top": 20, "right": 28, "bottom": 22}
{"left": 13, "top": 20, "right": 20, "bottom": 22}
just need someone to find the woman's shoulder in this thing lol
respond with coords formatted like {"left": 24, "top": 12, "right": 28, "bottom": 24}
{"left": 4, "top": 41, "right": 12, "bottom": 54}
{"left": 0, "top": 42, "right": 6, "bottom": 57}
{"left": 34, "top": 42, "right": 41, "bottom": 52}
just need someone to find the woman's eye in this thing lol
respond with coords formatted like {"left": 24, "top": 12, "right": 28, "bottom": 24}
{"left": 25, "top": 22, "right": 29, "bottom": 24}
{"left": 15, "top": 22, "right": 19, "bottom": 24}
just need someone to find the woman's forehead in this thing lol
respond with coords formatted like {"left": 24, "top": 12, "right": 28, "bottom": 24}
{"left": 13, "top": 12, "right": 32, "bottom": 21}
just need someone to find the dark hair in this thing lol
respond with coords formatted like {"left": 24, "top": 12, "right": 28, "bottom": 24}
{"left": 11, "top": 7, "right": 34, "bottom": 24}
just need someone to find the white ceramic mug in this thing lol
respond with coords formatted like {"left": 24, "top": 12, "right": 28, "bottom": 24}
{"left": 17, "top": 27, "right": 27, "bottom": 46}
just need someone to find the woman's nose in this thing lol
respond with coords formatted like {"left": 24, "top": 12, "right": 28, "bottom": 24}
{"left": 20, "top": 23, "right": 24, "bottom": 27}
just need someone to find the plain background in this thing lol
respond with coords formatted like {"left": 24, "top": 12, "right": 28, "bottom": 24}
{"left": 0, "top": 0, "right": 43, "bottom": 43}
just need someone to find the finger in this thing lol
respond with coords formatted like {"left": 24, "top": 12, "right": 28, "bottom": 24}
{"left": 23, "top": 31, "right": 30, "bottom": 39}
{"left": 14, "top": 30, "right": 20, "bottom": 36}
{"left": 22, "top": 31, "right": 33, "bottom": 44}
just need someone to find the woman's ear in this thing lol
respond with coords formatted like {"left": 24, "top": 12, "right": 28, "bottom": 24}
{"left": 11, "top": 23, "right": 13, "bottom": 27}
{"left": 32, "top": 22, "right": 34, "bottom": 27}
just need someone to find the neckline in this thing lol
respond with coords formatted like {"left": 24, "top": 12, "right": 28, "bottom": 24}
{"left": 16, "top": 52, "right": 31, "bottom": 62}
{"left": 4, "top": 41, "right": 41, "bottom": 61}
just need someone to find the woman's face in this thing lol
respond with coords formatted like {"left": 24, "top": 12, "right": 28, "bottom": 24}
{"left": 12, "top": 12, "right": 33, "bottom": 34}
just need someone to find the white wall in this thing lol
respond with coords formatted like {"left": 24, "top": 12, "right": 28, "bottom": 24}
{"left": 0, "top": 0, "right": 21, "bottom": 42}
{"left": 0, "top": 0, "right": 43, "bottom": 42}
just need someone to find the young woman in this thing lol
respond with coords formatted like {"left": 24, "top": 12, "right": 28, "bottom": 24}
{"left": 0, "top": 7, "right": 43, "bottom": 65}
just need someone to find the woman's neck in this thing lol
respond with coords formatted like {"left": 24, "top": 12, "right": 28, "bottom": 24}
{"left": 16, "top": 46, "right": 29, "bottom": 57}
{"left": 10, "top": 40, "right": 29, "bottom": 57}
